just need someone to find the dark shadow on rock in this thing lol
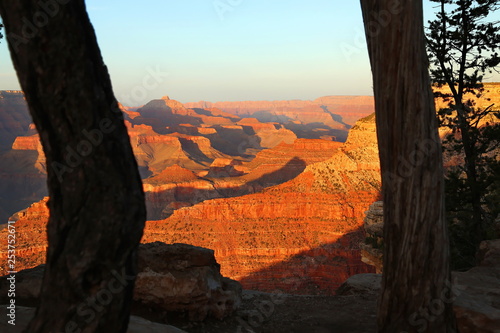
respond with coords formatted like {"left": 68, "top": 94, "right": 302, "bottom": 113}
{"left": 145, "top": 157, "right": 307, "bottom": 220}
{"left": 240, "top": 125, "right": 257, "bottom": 136}
{"left": 283, "top": 122, "right": 348, "bottom": 142}
{"left": 320, "top": 105, "right": 352, "bottom": 130}
{"left": 0, "top": 91, "right": 34, "bottom": 151}
{"left": 134, "top": 103, "right": 202, "bottom": 134}
{"left": 0, "top": 150, "right": 47, "bottom": 224}
{"left": 244, "top": 157, "right": 306, "bottom": 190}
{"left": 238, "top": 227, "right": 375, "bottom": 296}
{"left": 203, "top": 126, "right": 263, "bottom": 157}
{"left": 248, "top": 111, "right": 293, "bottom": 123}
{"left": 178, "top": 137, "right": 212, "bottom": 164}
{"left": 191, "top": 108, "right": 240, "bottom": 121}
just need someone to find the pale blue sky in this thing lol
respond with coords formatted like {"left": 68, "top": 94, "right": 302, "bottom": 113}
{"left": 0, "top": 1, "right": 499, "bottom": 105}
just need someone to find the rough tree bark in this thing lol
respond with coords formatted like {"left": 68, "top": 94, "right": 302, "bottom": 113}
{"left": 0, "top": 1, "right": 146, "bottom": 332}
{"left": 359, "top": 0, "right": 456, "bottom": 332}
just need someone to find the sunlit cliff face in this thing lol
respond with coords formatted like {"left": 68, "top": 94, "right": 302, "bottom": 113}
{"left": 0, "top": 92, "right": 380, "bottom": 294}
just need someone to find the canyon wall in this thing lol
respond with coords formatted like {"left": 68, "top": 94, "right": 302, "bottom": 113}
{"left": 0, "top": 91, "right": 47, "bottom": 222}
{"left": 184, "top": 97, "right": 377, "bottom": 142}
{"left": 0, "top": 91, "right": 34, "bottom": 150}
{"left": 0, "top": 114, "right": 380, "bottom": 295}
{"left": 0, "top": 91, "right": 382, "bottom": 295}
{"left": 142, "top": 113, "right": 381, "bottom": 294}
{"left": 184, "top": 97, "right": 375, "bottom": 130}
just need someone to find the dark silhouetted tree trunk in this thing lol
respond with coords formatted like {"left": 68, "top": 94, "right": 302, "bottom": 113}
{"left": 359, "top": 0, "right": 456, "bottom": 332}
{"left": 0, "top": 1, "right": 146, "bottom": 332}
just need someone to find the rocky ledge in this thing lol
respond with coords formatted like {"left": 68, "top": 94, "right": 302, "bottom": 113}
{"left": 360, "top": 201, "right": 384, "bottom": 273}
{"left": 0, "top": 242, "right": 242, "bottom": 324}
{"left": 341, "top": 239, "right": 500, "bottom": 333}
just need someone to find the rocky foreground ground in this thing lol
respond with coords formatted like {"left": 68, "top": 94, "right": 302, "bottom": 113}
{"left": 163, "top": 290, "right": 378, "bottom": 333}
{"left": 0, "top": 242, "right": 377, "bottom": 333}
{"left": 1, "top": 239, "right": 499, "bottom": 332}
{"left": 1, "top": 290, "right": 378, "bottom": 333}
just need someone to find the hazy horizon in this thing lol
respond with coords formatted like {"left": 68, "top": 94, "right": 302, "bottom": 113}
{"left": 1, "top": 1, "right": 499, "bottom": 105}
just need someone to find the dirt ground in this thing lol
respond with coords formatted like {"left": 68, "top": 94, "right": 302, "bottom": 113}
{"left": 0, "top": 290, "right": 378, "bottom": 333}
{"left": 160, "top": 290, "right": 378, "bottom": 333}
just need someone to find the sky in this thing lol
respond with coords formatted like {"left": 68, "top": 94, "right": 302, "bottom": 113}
{"left": 0, "top": 1, "right": 499, "bottom": 106}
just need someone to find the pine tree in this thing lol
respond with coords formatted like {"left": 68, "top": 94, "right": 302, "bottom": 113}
{"left": 426, "top": 0, "right": 500, "bottom": 269}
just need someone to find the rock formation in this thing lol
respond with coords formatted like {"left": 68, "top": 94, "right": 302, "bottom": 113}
{"left": 360, "top": 201, "right": 384, "bottom": 273}
{"left": 0, "top": 90, "right": 33, "bottom": 150}
{"left": 452, "top": 239, "right": 500, "bottom": 333}
{"left": 0, "top": 114, "right": 381, "bottom": 295}
{"left": 184, "top": 98, "right": 369, "bottom": 129}
{"left": 0, "top": 92, "right": 370, "bottom": 223}
{"left": 143, "top": 165, "right": 218, "bottom": 220}
{"left": 434, "top": 82, "right": 500, "bottom": 112}
{"left": 0, "top": 242, "right": 242, "bottom": 322}
{"left": 336, "top": 273, "right": 382, "bottom": 296}
{"left": 340, "top": 239, "right": 500, "bottom": 333}
{"left": 313, "top": 95, "right": 375, "bottom": 126}
{"left": 143, "top": 138, "right": 342, "bottom": 220}
{"left": 135, "top": 242, "right": 241, "bottom": 321}
{"left": 184, "top": 98, "right": 365, "bottom": 143}
{"left": 133, "top": 96, "right": 202, "bottom": 132}
{"left": 0, "top": 91, "right": 47, "bottom": 222}
{"left": 0, "top": 198, "right": 49, "bottom": 275}
{"left": 142, "top": 113, "right": 381, "bottom": 294}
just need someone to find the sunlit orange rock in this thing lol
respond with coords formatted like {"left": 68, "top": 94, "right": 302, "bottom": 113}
{"left": 142, "top": 114, "right": 381, "bottom": 294}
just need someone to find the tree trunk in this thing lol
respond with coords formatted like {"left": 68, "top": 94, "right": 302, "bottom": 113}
{"left": 0, "top": 1, "right": 146, "bottom": 332}
{"left": 457, "top": 105, "right": 484, "bottom": 251}
{"left": 359, "top": 0, "right": 456, "bottom": 332}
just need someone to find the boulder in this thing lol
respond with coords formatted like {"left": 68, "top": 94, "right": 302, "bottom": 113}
{"left": 476, "top": 239, "right": 500, "bottom": 268}
{"left": 135, "top": 242, "right": 242, "bottom": 321}
{"left": 336, "top": 273, "right": 381, "bottom": 296}
{"left": 341, "top": 239, "right": 500, "bottom": 333}
{"left": 363, "top": 201, "right": 384, "bottom": 237}
{"left": 453, "top": 239, "right": 500, "bottom": 332}
{"left": 0, "top": 242, "right": 242, "bottom": 322}
{"left": 360, "top": 201, "right": 384, "bottom": 273}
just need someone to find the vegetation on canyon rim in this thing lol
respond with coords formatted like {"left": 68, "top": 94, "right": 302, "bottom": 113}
{"left": 427, "top": 0, "right": 500, "bottom": 270}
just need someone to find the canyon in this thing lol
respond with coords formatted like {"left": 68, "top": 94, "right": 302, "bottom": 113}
{"left": 1, "top": 85, "right": 498, "bottom": 297}
{"left": 0, "top": 88, "right": 380, "bottom": 294}
{"left": 1, "top": 86, "right": 498, "bottom": 332}
{"left": 0, "top": 91, "right": 374, "bottom": 223}
{"left": 0, "top": 91, "right": 47, "bottom": 223}
{"left": 184, "top": 95, "right": 374, "bottom": 129}
{"left": 2, "top": 84, "right": 499, "bottom": 295}
{"left": 142, "top": 113, "right": 380, "bottom": 294}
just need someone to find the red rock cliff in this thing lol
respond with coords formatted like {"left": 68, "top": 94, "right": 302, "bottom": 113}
{"left": 1, "top": 115, "right": 380, "bottom": 295}
{"left": 143, "top": 114, "right": 381, "bottom": 294}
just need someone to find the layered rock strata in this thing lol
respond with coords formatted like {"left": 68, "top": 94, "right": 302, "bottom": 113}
{"left": 143, "top": 114, "right": 381, "bottom": 294}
